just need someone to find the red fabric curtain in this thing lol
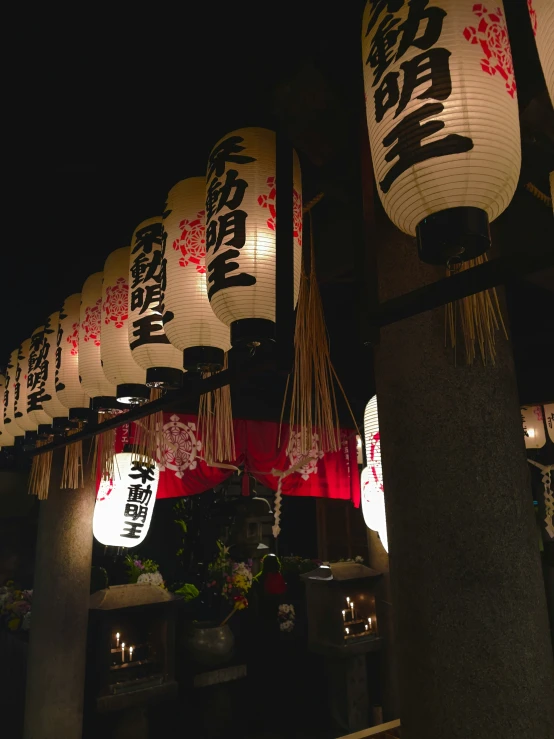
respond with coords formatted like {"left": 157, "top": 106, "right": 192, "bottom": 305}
{"left": 105, "top": 414, "right": 360, "bottom": 507}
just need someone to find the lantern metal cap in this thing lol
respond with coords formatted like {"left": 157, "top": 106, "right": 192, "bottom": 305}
{"left": 52, "top": 416, "right": 76, "bottom": 432}
{"left": 145, "top": 367, "right": 183, "bottom": 390}
{"left": 183, "top": 346, "right": 225, "bottom": 373}
{"left": 89, "top": 396, "right": 125, "bottom": 413}
{"left": 69, "top": 407, "right": 92, "bottom": 423}
{"left": 116, "top": 383, "right": 150, "bottom": 405}
{"left": 230, "top": 319, "right": 276, "bottom": 348}
{"left": 24, "top": 430, "right": 38, "bottom": 442}
{"left": 416, "top": 207, "right": 490, "bottom": 266}
{"left": 37, "top": 424, "right": 53, "bottom": 438}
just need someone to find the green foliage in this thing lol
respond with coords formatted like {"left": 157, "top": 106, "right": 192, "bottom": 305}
{"left": 174, "top": 583, "right": 200, "bottom": 601}
{"left": 124, "top": 554, "right": 160, "bottom": 584}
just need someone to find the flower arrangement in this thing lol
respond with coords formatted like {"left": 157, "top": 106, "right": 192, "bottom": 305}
{"left": 0, "top": 582, "right": 32, "bottom": 633}
{"left": 207, "top": 541, "right": 253, "bottom": 625}
{"left": 278, "top": 603, "right": 296, "bottom": 632}
{"left": 125, "top": 554, "right": 165, "bottom": 588}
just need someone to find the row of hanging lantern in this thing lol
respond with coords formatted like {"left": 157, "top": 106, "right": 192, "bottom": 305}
{"left": 361, "top": 0, "right": 553, "bottom": 266}
{"left": 0, "top": 126, "right": 302, "bottom": 449}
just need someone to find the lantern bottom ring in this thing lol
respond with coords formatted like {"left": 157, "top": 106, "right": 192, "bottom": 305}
{"left": 89, "top": 396, "right": 125, "bottom": 413}
{"left": 145, "top": 367, "right": 183, "bottom": 390}
{"left": 37, "top": 424, "right": 54, "bottom": 438}
{"left": 116, "top": 383, "right": 150, "bottom": 406}
{"left": 416, "top": 207, "right": 490, "bottom": 266}
{"left": 52, "top": 416, "right": 74, "bottom": 432}
{"left": 231, "top": 319, "right": 276, "bottom": 348}
{"left": 24, "top": 431, "right": 38, "bottom": 443}
{"left": 69, "top": 407, "right": 92, "bottom": 423}
{"left": 183, "top": 346, "right": 225, "bottom": 373}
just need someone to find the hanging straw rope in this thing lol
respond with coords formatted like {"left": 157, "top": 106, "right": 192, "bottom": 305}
{"left": 197, "top": 353, "right": 235, "bottom": 465}
{"left": 61, "top": 423, "right": 84, "bottom": 489}
{"left": 283, "top": 207, "right": 360, "bottom": 458}
{"left": 131, "top": 388, "right": 165, "bottom": 466}
{"left": 28, "top": 438, "right": 54, "bottom": 500}
{"left": 445, "top": 253, "right": 508, "bottom": 366}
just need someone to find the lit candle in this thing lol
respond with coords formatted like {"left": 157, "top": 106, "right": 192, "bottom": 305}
{"left": 342, "top": 609, "right": 346, "bottom": 621}
{"left": 345, "top": 627, "right": 350, "bottom": 635}
{"left": 116, "top": 632, "right": 120, "bottom": 647}
{"left": 121, "top": 642, "right": 125, "bottom": 662}
{"left": 368, "top": 617, "right": 372, "bottom": 630}
{"left": 129, "top": 646, "right": 134, "bottom": 661}
{"left": 365, "top": 624, "right": 369, "bottom": 631}
{"left": 350, "top": 601, "right": 355, "bottom": 619}
{"left": 346, "top": 597, "right": 350, "bottom": 606}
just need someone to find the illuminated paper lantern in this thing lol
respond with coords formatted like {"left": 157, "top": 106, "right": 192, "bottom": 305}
{"left": 521, "top": 404, "right": 554, "bottom": 448}
{"left": 101, "top": 247, "right": 148, "bottom": 405}
{"left": 56, "top": 294, "right": 90, "bottom": 418}
{"left": 529, "top": 0, "right": 554, "bottom": 105}
{"left": 3, "top": 349, "right": 25, "bottom": 437}
{"left": 80, "top": 271, "right": 118, "bottom": 410}
{"left": 14, "top": 339, "right": 38, "bottom": 433}
{"left": 92, "top": 453, "right": 159, "bottom": 548}
{"left": 162, "top": 177, "right": 230, "bottom": 370}
{"left": 0, "top": 374, "right": 15, "bottom": 447}
{"left": 41, "top": 312, "right": 70, "bottom": 426}
{"left": 129, "top": 218, "right": 183, "bottom": 388}
{"left": 362, "top": 1, "right": 520, "bottom": 264}
{"left": 26, "top": 325, "right": 54, "bottom": 428}
{"left": 362, "top": 395, "right": 388, "bottom": 553}
{"left": 205, "top": 127, "right": 302, "bottom": 344}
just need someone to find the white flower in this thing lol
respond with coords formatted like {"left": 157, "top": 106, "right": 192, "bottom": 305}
{"left": 137, "top": 571, "right": 164, "bottom": 588}
{"left": 280, "top": 620, "right": 294, "bottom": 632}
{"left": 355, "top": 556, "right": 364, "bottom": 563}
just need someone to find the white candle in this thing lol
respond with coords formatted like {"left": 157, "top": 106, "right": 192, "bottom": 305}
{"left": 350, "top": 602, "right": 355, "bottom": 619}
{"left": 365, "top": 624, "right": 369, "bottom": 631}
{"left": 368, "top": 617, "right": 372, "bottom": 630}
{"left": 342, "top": 609, "right": 346, "bottom": 621}
{"left": 129, "top": 646, "right": 134, "bottom": 661}
{"left": 345, "top": 627, "right": 350, "bottom": 635}
{"left": 121, "top": 642, "right": 125, "bottom": 662}
{"left": 116, "top": 632, "right": 120, "bottom": 647}
{"left": 346, "top": 597, "right": 350, "bottom": 606}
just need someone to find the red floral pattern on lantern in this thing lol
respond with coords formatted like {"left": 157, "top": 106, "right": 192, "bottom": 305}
{"left": 527, "top": 0, "right": 537, "bottom": 36}
{"left": 66, "top": 322, "right": 79, "bottom": 356}
{"left": 257, "top": 177, "right": 303, "bottom": 246}
{"left": 173, "top": 209, "right": 206, "bottom": 274}
{"left": 82, "top": 298, "right": 101, "bottom": 347}
{"left": 463, "top": 4, "right": 516, "bottom": 97}
{"left": 103, "top": 277, "right": 129, "bottom": 329}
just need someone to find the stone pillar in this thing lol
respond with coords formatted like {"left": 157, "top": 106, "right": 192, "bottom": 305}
{"left": 373, "top": 218, "right": 554, "bottom": 739}
{"left": 24, "top": 444, "right": 95, "bottom": 739}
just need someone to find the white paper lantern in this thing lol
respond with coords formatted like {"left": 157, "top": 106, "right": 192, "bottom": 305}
{"left": 26, "top": 325, "right": 54, "bottom": 428}
{"left": 362, "top": 395, "right": 388, "bottom": 553}
{"left": 521, "top": 404, "right": 548, "bottom": 449}
{"left": 129, "top": 217, "right": 183, "bottom": 388}
{"left": 14, "top": 339, "right": 38, "bottom": 433}
{"left": 362, "top": 0, "right": 520, "bottom": 264}
{"left": 0, "top": 374, "right": 15, "bottom": 447}
{"left": 3, "top": 349, "right": 25, "bottom": 437}
{"left": 92, "top": 453, "right": 159, "bottom": 548}
{"left": 80, "top": 271, "right": 118, "bottom": 409}
{"left": 56, "top": 293, "right": 90, "bottom": 416}
{"left": 101, "top": 247, "right": 148, "bottom": 405}
{"left": 41, "top": 312, "right": 70, "bottom": 425}
{"left": 205, "top": 127, "right": 302, "bottom": 344}
{"left": 162, "top": 177, "right": 231, "bottom": 371}
{"left": 546, "top": 404, "right": 554, "bottom": 445}
{"left": 529, "top": 0, "right": 554, "bottom": 105}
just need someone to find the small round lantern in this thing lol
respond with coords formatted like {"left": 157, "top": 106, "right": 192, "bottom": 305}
{"left": 3, "top": 349, "right": 25, "bottom": 438}
{"left": 92, "top": 452, "right": 159, "bottom": 548}
{"left": 56, "top": 293, "right": 90, "bottom": 420}
{"left": 80, "top": 271, "right": 119, "bottom": 412}
{"left": 41, "top": 312, "right": 70, "bottom": 429}
{"left": 521, "top": 404, "right": 554, "bottom": 448}
{"left": 205, "top": 127, "right": 302, "bottom": 346}
{"left": 101, "top": 246, "right": 149, "bottom": 405}
{"left": 162, "top": 177, "right": 230, "bottom": 371}
{"left": 128, "top": 217, "right": 183, "bottom": 388}
{"left": 362, "top": 0, "right": 521, "bottom": 264}
{"left": 528, "top": 0, "right": 554, "bottom": 105}
{"left": 0, "top": 373, "right": 15, "bottom": 447}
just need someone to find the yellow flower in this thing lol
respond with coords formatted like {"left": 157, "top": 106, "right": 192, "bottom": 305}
{"left": 8, "top": 617, "right": 20, "bottom": 631}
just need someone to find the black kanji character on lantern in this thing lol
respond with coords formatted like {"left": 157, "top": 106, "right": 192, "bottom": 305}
{"left": 375, "top": 48, "right": 452, "bottom": 121}
{"left": 206, "top": 211, "right": 247, "bottom": 255}
{"left": 396, "top": 0, "right": 445, "bottom": 61}
{"left": 129, "top": 461, "right": 156, "bottom": 484}
{"left": 365, "top": 0, "right": 404, "bottom": 37}
{"left": 207, "top": 136, "right": 256, "bottom": 181}
{"left": 27, "top": 391, "right": 44, "bottom": 414}
{"left": 131, "top": 284, "right": 163, "bottom": 315}
{"left": 130, "top": 253, "right": 150, "bottom": 289}
{"left": 121, "top": 521, "right": 144, "bottom": 539}
{"left": 130, "top": 314, "right": 170, "bottom": 349}
{"left": 379, "top": 102, "right": 473, "bottom": 193}
{"left": 207, "top": 249, "right": 256, "bottom": 300}
{"left": 124, "top": 503, "right": 149, "bottom": 523}
{"left": 366, "top": 11, "right": 402, "bottom": 85}
{"left": 206, "top": 170, "right": 249, "bottom": 221}
{"left": 127, "top": 483, "right": 153, "bottom": 506}
{"left": 131, "top": 223, "right": 163, "bottom": 255}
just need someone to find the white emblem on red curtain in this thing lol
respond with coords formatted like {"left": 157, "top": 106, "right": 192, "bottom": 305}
{"left": 288, "top": 431, "right": 325, "bottom": 481}
{"left": 103, "top": 277, "right": 129, "bottom": 329}
{"left": 158, "top": 414, "right": 202, "bottom": 479}
{"left": 257, "top": 176, "right": 303, "bottom": 246}
{"left": 173, "top": 210, "right": 207, "bottom": 273}
{"left": 82, "top": 298, "right": 102, "bottom": 346}
{"left": 463, "top": 4, "right": 516, "bottom": 97}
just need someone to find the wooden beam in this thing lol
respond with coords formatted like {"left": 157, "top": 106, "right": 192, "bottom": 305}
{"left": 336, "top": 718, "right": 401, "bottom": 739}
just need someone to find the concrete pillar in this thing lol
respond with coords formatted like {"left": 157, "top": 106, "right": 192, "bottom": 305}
{"left": 24, "top": 444, "right": 95, "bottom": 739}
{"left": 373, "top": 218, "right": 554, "bottom": 739}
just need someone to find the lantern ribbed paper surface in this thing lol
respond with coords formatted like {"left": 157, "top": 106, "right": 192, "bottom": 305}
{"left": 56, "top": 294, "right": 90, "bottom": 411}
{"left": 80, "top": 271, "right": 117, "bottom": 400}
{"left": 102, "top": 246, "right": 148, "bottom": 402}
{"left": 41, "top": 312, "right": 69, "bottom": 421}
{"left": 362, "top": 1, "right": 520, "bottom": 242}
{"left": 162, "top": 177, "right": 230, "bottom": 365}
{"left": 530, "top": 0, "right": 554, "bottom": 105}
{"left": 521, "top": 405, "right": 547, "bottom": 449}
{"left": 3, "top": 349, "right": 25, "bottom": 437}
{"left": 0, "top": 374, "right": 15, "bottom": 447}
{"left": 362, "top": 395, "right": 388, "bottom": 553}
{"left": 129, "top": 217, "right": 183, "bottom": 387}
{"left": 92, "top": 453, "right": 159, "bottom": 548}
{"left": 26, "top": 326, "right": 53, "bottom": 426}
{"left": 205, "top": 127, "right": 302, "bottom": 329}
{"left": 14, "top": 339, "right": 38, "bottom": 432}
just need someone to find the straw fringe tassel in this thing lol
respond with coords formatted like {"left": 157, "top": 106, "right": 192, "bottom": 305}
{"left": 131, "top": 388, "right": 165, "bottom": 466}
{"left": 28, "top": 439, "right": 53, "bottom": 500}
{"left": 61, "top": 423, "right": 84, "bottom": 489}
{"left": 197, "top": 353, "right": 235, "bottom": 465}
{"left": 91, "top": 412, "right": 119, "bottom": 481}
